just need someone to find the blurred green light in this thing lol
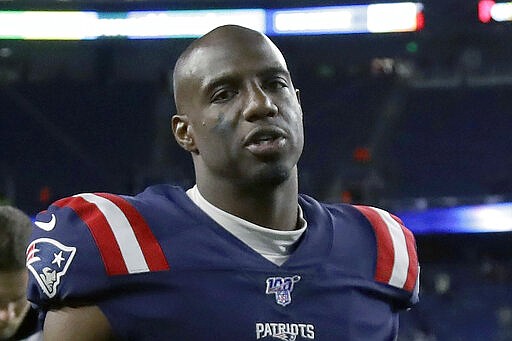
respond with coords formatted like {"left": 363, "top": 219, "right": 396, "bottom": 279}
{"left": 406, "top": 41, "right": 419, "bottom": 53}
{"left": 317, "top": 64, "right": 335, "bottom": 78}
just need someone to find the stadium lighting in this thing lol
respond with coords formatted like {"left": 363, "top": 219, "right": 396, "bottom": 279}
{"left": 367, "top": 2, "right": 424, "bottom": 33}
{"left": 0, "top": 3, "right": 424, "bottom": 40}
{"left": 398, "top": 202, "right": 512, "bottom": 234}
{"left": 0, "top": 11, "right": 98, "bottom": 40}
{"left": 490, "top": 2, "right": 512, "bottom": 21}
{"left": 272, "top": 6, "right": 362, "bottom": 34}
{"left": 271, "top": 2, "right": 423, "bottom": 35}
{"left": 0, "top": 9, "right": 266, "bottom": 40}
{"left": 122, "top": 10, "right": 266, "bottom": 39}
{"left": 478, "top": 0, "right": 512, "bottom": 23}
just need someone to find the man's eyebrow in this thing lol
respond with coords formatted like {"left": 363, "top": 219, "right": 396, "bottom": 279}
{"left": 201, "top": 74, "right": 238, "bottom": 94}
{"left": 258, "top": 67, "right": 291, "bottom": 78}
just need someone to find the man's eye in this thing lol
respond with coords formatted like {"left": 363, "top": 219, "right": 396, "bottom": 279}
{"left": 211, "top": 89, "right": 237, "bottom": 103}
{"left": 266, "top": 79, "right": 288, "bottom": 90}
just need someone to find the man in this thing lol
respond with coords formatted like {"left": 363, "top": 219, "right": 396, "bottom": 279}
{"left": 0, "top": 206, "right": 41, "bottom": 341}
{"left": 27, "top": 25, "right": 419, "bottom": 340}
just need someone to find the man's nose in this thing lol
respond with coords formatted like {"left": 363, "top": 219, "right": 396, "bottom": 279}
{"left": 242, "top": 85, "right": 278, "bottom": 121}
{"left": 0, "top": 303, "right": 15, "bottom": 321}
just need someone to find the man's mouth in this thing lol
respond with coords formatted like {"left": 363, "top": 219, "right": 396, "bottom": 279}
{"left": 244, "top": 128, "right": 287, "bottom": 155}
{"left": 252, "top": 134, "right": 279, "bottom": 144}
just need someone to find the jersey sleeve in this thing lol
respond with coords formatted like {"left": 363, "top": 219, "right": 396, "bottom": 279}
{"left": 26, "top": 192, "right": 169, "bottom": 311}
{"left": 353, "top": 205, "right": 420, "bottom": 309}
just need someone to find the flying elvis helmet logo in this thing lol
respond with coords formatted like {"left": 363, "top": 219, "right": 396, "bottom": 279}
{"left": 265, "top": 275, "right": 301, "bottom": 306}
{"left": 26, "top": 238, "right": 77, "bottom": 298}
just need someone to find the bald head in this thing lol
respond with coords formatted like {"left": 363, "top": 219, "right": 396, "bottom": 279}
{"left": 172, "top": 25, "right": 288, "bottom": 115}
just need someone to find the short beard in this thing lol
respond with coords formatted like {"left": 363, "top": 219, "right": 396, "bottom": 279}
{"left": 237, "top": 164, "right": 292, "bottom": 191}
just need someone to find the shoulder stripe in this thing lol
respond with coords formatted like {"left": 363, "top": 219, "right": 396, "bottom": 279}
{"left": 354, "top": 206, "right": 395, "bottom": 286}
{"left": 96, "top": 193, "right": 169, "bottom": 272}
{"left": 55, "top": 193, "right": 169, "bottom": 275}
{"left": 354, "top": 206, "right": 418, "bottom": 292}
{"left": 55, "top": 196, "right": 128, "bottom": 275}
{"left": 75, "top": 193, "right": 151, "bottom": 275}
{"left": 390, "top": 213, "right": 419, "bottom": 292}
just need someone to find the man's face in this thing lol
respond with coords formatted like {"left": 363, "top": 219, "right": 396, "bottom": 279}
{"left": 175, "top": 29, "right": 304, "bottom": 188}
{"left": 0, "top": 270, "right": 30, "bottom": 339}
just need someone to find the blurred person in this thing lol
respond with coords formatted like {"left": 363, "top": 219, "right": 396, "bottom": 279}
{"left": 27, "top": 25, "right": 419, "bottom": 340}
{"left": 0, "top": 206, "right": 41, "bottom": 340}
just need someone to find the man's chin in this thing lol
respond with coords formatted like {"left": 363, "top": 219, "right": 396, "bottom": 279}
{"left": 247, "top": 164, "right": 293, "bottom": 188}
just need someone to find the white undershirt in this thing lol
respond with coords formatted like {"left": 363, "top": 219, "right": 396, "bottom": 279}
{"left": 186, "top": 185, "right": 307, "bottom": 266}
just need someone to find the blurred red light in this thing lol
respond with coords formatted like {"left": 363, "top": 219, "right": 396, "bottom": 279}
{"left": 353, "top": 147, "right": 372, "bottom": 163}
{"left": 478, "top": 0, "right": 495, "bottom": 23}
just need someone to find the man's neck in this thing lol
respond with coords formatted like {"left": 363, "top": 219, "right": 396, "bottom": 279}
{"left": 196, "top": 175, "right": 299, "bottom": 231}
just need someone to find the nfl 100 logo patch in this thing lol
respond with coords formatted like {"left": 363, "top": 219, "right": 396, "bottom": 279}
{"left": 265, "top": 275, "right": 301, "bottom": 306}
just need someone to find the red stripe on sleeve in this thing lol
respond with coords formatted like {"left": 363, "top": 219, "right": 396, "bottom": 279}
{"left": 391, "top": 214, "right": 419, "bottom": 292}
{"left": 96, "top": 193, "right": 170, "bottom": 272}
{"left": 55, "top": 196, "right": 128, "bottom": 275}
{"left": 354, "top": 206, "right": 395, "bottom": 285}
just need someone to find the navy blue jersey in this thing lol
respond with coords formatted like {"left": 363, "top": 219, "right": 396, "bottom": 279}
{"left": 27, "top": 185, "right": 419, "bottom": 340}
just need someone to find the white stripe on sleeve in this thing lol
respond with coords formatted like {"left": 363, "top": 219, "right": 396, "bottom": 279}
{"left": 75, "top": 193, "right": 149, "bottom": 273}
{"left": 373, "top": 207, "right": 410, "bottom": 289}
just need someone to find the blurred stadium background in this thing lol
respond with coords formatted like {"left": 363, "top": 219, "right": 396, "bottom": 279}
{"left": 1, "top": 0, "right": 511, "bottom": 339}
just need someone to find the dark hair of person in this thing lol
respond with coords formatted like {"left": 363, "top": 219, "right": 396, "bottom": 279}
{"left": 0, "top": 206, "right": 32, "bottom": 271}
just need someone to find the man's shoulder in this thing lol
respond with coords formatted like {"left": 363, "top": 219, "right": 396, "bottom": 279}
{"left": 300, "top": 195, "right": 415, "bottom": 239}
{"left": 26, "top": 185, "right": 188, "bottom": 308}
{"left": 32, "top": 184, "right": 186, "bottom": 236}
{"left": 28, "top": 185, "right": 187, "bottom": 271}
{"left": 299, "top": 195, "right": 419, "bottom": 306}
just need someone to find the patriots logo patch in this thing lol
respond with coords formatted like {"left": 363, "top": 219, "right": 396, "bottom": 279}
{"left": 26, "top": 238, "right": 77, "bottom": 298}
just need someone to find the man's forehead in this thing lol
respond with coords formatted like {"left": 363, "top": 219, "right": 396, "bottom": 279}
{"left": 183, "top": 41, "right": 288, "bottom": 83}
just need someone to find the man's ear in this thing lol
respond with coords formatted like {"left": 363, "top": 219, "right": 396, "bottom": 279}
{"left": 171, "top": 114, "right": 198, "bottom": 154}
{"left": 295, "top": 89, "right": 301, "bottom": 106}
